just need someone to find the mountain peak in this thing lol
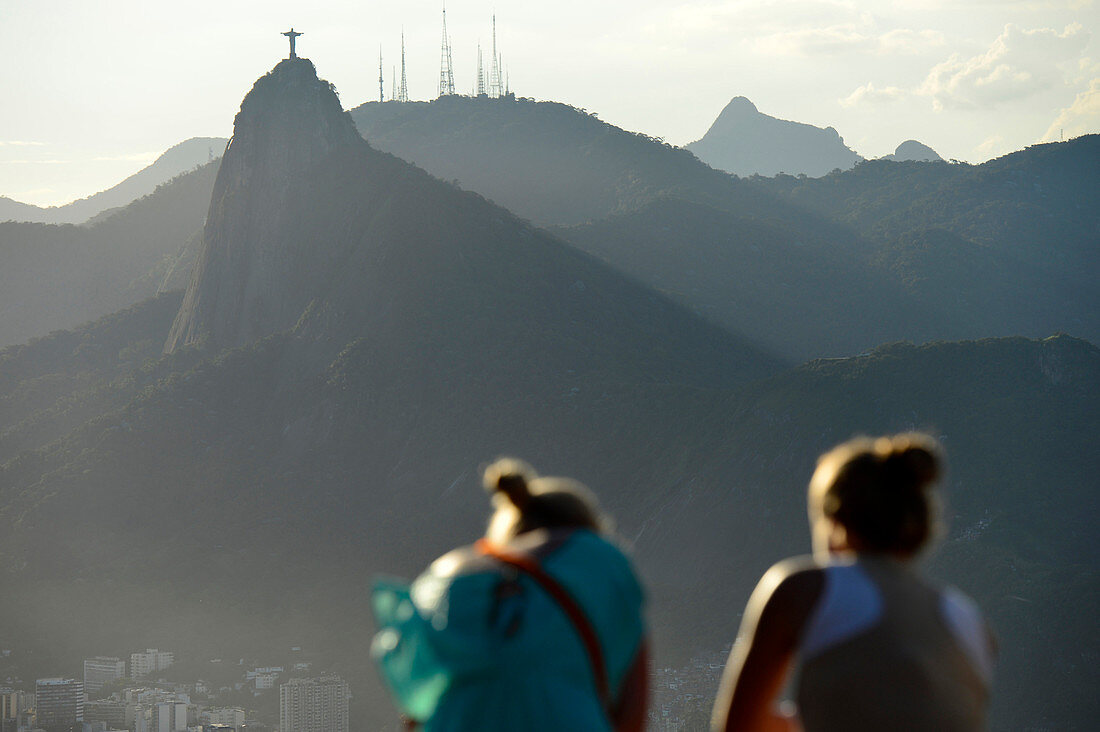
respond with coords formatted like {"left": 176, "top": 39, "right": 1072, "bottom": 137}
{"left": 688, "top": 97, "right": 861, "bottom": 177}
{"left": 722, "top": 96, "right": 759, "bottom": 115}
{"left": 884, "top": 139, "right": 943, "bottom": 162}
{"left": 228, "top": 56, "right": 361, "bottom": 165}
{"left": 164, "top": 59, "right": 364, "bottom": 353}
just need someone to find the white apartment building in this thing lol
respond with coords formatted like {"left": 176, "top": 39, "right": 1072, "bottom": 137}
{"left": 130, "top": 649, "right": 175, "bottom": 679}
{"left": 83, "top": 656, "right": 126, "bottom": 698}
{"left": 152, "top": 700, "right": 188, "bottom": 732}
{"left": 279, "top": 675, "right": 349, "bottom": 732}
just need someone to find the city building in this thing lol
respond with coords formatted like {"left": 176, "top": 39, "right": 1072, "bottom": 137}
{"left": 1, "top": 687, "right": 22, "bottom": 730}
{"left": 279, "top": 676, "right": 349, "bottom": 732}
{"left": 84, "top": 699, "right": 126, "bottom": 729}
{"left": 35, "top": 677, "right": 84, "bottom": 731}
{"left": 83, "top": 657, "right": 126, "bottom": 699}
{"left": 130, "top": 701, "right": 156, "bottom": 732}
{"left": 252, "top": 673, "right": 278, "bottom": 691}
{"left": 1, "top": 688, "right": 34, "bottom": 730}
{"left": 129, "top": 650, "right": 174, "bottom": 679}
{"left": 201, "top": 707, "right": 244, "bottom": 728}
{"left": 152, "top": 700, "right": 188, "bottom": 732}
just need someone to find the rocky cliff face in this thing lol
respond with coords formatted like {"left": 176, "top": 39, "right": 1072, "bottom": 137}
{"left": 687, "top": 96, "right": 862, "bottom": 177}
{"left": 164, "top": 58, "right": 362, "bottom": 353}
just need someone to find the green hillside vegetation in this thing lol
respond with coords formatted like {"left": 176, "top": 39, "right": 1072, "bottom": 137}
{"left": 555, "top": 197, "right": 952, "bottom": 360}
{"left": 0, "top": 292, "right": 195, "bottom": 463}
{"left": 755, "top": 137, "right": 1100, "bottom": 343}
{"left": 349, "top": 97, "right": 831, "bottom": 230}
{"left": 0, "top": 307, "right": 1094, "bottom": 729}
{"left": 352, "top": 99, "right": 1097, "bottom": 358}
{"left": 0, "top": 162, "right": 218, "bottom": 347}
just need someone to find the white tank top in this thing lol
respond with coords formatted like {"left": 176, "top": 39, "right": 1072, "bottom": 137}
{"left": 800, "top": 562, "right": 993, "bottom": 684}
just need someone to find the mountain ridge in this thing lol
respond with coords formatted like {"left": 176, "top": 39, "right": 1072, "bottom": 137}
{"left": 0, "top": 137, "right": 227, "bottom": 225}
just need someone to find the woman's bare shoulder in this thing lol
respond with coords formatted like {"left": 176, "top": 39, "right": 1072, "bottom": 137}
{"left": 751, "top": 556, "right": 826, "bottom": 634}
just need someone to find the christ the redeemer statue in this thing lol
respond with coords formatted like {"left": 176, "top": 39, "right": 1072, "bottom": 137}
{"left": 282, "top": 28, "right": 303, "bottom": 58}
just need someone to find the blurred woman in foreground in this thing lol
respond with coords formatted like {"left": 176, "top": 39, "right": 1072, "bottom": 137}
{"left": 372, "top": 458, "right": 648, "bottom": 731}
{"left": 712, "top": 433, "right": 995, "bottom": 732}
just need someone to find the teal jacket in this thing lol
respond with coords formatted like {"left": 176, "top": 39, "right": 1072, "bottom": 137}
{"left": 372, "top": 528, "right": 646, "bottom": 731}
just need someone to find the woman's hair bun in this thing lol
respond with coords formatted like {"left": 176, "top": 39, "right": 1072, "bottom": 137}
{"left": 482, "top": 457, "right": 537, "bottom": 510}
{"left": 881, "top": 433, "right": 941, "bottom": 491}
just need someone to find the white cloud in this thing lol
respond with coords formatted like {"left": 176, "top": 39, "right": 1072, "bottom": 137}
{"left": 0, "top": 140, "right": 46, "bottom": 146}
{"left": 920, "top": 23, "right": 1091, "bottom": 110}
{"left": 1041, "top": 78, "right": 1100, "bottom": 141}
{"left": 840, "top": 82, "right": 907, "bottom": 106}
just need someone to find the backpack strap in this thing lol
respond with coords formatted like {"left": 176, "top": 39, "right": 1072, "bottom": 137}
{"left": 475, "top": 537, "right": 611, "bottom": 708}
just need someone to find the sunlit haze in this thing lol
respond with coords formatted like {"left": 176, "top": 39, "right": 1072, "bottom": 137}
{"left": 2, "top": 0, "right": 1097, "bottom": 206}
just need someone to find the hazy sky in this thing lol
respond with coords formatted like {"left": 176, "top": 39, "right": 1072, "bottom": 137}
{"left": 2, "top": 0, "right": 1097, "bottom": 206}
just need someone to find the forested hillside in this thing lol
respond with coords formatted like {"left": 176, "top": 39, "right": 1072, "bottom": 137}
{"left": 0, "top": 162, "right": 216, "bottom": 347}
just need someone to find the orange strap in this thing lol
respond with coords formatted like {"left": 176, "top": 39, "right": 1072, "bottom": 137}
{"left": 475, "top": 538, "right": 611, "bottom": 708}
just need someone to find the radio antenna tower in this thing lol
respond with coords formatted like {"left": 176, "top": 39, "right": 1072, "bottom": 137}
{"left": 398, "top": 29, "right": 409, "bottom": 102}
{"left": 438, "top": 3, "right": 456, "bottom": 97}
{"left": 475, "top": 43, "right": 486, "bottom": 96}
{"left": 489, "top": 14, "right": 503, "bottom": 98}
{"left": 378, "top": 46, "right": 384, "bottom": 103}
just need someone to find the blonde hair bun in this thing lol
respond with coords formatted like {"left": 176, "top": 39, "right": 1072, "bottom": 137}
{"left": 483, "top": 457, "right": 537, "bottom": 510}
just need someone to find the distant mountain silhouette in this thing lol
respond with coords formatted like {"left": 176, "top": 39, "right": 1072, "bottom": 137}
{"left": 883, "top": 139, "right": 942, "bottom": 162}
{"left": 349, "top": 96, "right": 1097, "bottom": 358}
{"left": 0, "top": 137, "right": 226, "bottom": 225}
{"left": 686, "top": 96, "right": 863, "bottom": 177}
{"left": 756, "top": 136, "right": 1100, "bottom": 345}
{"left": 0, "top": 162, "right": 217, "bottom": 347}
{"left": 349, "top": 96, "right": 817, "bottom": 227}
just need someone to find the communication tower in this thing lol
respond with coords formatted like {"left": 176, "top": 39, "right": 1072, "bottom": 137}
{"left": 438, "top": 3, "right": 456, "bottom": 96}
{"left": 488, "top": 14, "right": 503, "bottom": 98}
{"left": 475, "top": 44, "right": 486, "bottom": 96}
{"left": 398, "top": 30, "right": 410, "bottom": 102}
{"left": 378, "top": 47, "right": 384, "bottom": 103}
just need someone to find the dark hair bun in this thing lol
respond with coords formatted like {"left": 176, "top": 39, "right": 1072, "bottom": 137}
{"left": 483, "top": 457, "right": 536, "bottom": 510}
{"left": 883, "top": 434, "right": 940, "bottom": 492}
{"left": 815, "top": 432, "right": 944, "bottom": 554}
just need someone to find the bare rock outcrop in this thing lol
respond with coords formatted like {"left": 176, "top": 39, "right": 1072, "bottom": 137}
{"left": 164, "top": 58, "right": 361, "bottom": 353}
